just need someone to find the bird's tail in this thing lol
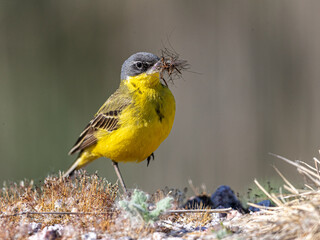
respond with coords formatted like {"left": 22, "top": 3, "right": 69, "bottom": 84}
{"left": 63, "top": 152, "right": 98, "bottom": 178}
{"left": 63, "top": 158, "right": 81, "bottom": 178}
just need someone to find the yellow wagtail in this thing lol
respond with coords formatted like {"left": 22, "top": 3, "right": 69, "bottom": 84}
{"left": 63, "top": 52, "right": 176, "bottom": 192}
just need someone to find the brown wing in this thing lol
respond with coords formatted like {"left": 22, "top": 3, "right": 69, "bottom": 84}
{"left": 68, "top": 86, "right": 131, "bottom": 155}
{"left": 68, "top": 112, "right": 120, "bottom": 155}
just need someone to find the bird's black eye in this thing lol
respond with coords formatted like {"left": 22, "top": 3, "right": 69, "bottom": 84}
{"left": 135, "top": 61, "right": 143, "bottom": 69}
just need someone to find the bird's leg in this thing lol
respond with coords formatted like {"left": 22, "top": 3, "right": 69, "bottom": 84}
{"left": 146, "top": 152, "right": 155, "bottom": 167}
{"left": 112, "top": 161, "right": 127, "bottom": 193}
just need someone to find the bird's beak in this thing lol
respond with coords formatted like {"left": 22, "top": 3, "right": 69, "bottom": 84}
{"left": 147, "top": 60, "right": 162, "bottom": 75}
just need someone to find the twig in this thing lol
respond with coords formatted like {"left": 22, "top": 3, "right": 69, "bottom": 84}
{"left": 279, "top": 187, "right": 286, "bottom": 204}
{"left": 283, "top": 184, "right": 300, "bottom": 195}
{"left": 166, "top": 208, "right": 232, "bottom": 214}
{"left": 254, "top": 179, "right": 283, "bottom": 207}
{"left": 1, "top": 208, "right": 232, "bottom": 218}
{"left": 0, "top": 211, "right": 113, "bottom": 218}
{"left": 313, "top": 157, "right": 320, "bottom": 179}
{"left": 269, "top": 153, "right": 320, "bottom": 180}
{"left": 298, "top": 170, "right": 320, "bottom": 186}
{"left": 296, "top": 160, "right": 317, "bottom": 172}
{"left": 273, "top": 165, "right": 299, "bottom": 194}
{"left": 304, "top": 184, "right": 315, "bottom": 191}
{"left": 247, "top": 203, "right": 280, "bottom": 211}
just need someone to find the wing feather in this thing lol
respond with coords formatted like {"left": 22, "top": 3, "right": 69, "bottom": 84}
{"left": 69, "top": 86, "right": 131, "bottom": 155}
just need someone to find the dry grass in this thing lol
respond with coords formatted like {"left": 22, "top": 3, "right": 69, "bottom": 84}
{"left": 226, "top": 192, "right": 320, "bottom": 239}
{"left": 0, "top": 171, "right": 191, "bottom": 239}
{"left": 0, "top": 172, "right": 118, "bottom": 239}
{"left": 2, "top": 153, "right": 320, "bottom": 239}
{"left": 223, "top": 153, "right": 320, "bottom": 240}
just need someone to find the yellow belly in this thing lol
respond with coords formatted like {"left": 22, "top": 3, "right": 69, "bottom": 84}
{"left": 90, "top": 85, "right": 175, "bottom": 163}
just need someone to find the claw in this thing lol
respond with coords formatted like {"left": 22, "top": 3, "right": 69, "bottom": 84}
{"left": 146, "top": 153, "right": 155, "bottom": 167}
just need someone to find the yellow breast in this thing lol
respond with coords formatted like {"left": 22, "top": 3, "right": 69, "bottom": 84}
{"left": 92, "top": 73, "right": 175, "bottom": 163}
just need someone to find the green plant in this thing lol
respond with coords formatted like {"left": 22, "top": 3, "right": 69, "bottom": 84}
{"left": 118, "top": 189, "right": 173, "bottom": 223}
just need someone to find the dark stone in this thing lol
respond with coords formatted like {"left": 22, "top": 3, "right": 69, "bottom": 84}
{"left": 211, "top": 185, "right": 245, "bottom": 212}
{"left": 183, "top": 194, "right": 213, "bottom": 209}
{"left": 194, "top": 226, "right": 207, "bottom": 231}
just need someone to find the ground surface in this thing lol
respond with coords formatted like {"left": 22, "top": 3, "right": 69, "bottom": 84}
{"left": 1, "top": 156, "right": 320, "bottom": 239}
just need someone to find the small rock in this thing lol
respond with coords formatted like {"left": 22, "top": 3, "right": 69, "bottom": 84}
{"left": 82, "top": 232, "right": 97, "bottom": 240}
{"left": 194, "top": 226, "right": 207, "bottom": 231}
{"left": 44, "top": 230, "right": 58, "bottom": 240}
{"left": 28, "top": 222, "right": 41, "bottom": 235}
{"left": 30, "top": 224, "right": 63, "bottom": 240}
{"left": 211, "top": 185, "right": 245, "bottom": 213}
{"left": 152, "top": 232, "right": 167, "bottom": 240}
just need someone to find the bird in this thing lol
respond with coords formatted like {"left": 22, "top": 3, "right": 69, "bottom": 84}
{"left": 63, "top": 52, "right": 176, "bottom": 193}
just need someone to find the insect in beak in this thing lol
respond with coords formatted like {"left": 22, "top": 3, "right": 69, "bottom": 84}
{"left": 148, "top": 49, "right": 189, "bottom": 87}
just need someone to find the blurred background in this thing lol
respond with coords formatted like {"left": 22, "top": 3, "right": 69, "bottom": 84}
{"left": 1, "top": 0, "right": 320, "bottom": 195}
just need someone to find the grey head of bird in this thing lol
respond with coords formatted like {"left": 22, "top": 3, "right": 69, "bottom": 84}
{"left": 120, "top": 52, "right": 160, "bottom": 80}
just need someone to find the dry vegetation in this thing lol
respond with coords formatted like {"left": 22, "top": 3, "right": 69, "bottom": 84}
{"left": 1, "top": 154, "right": 320, "bottom": 239}
{"left": 224, "top": 154, "right": 320, "bottom": 240}
{"left": 0, "top": 173, "right": 119, "bottom": 239}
